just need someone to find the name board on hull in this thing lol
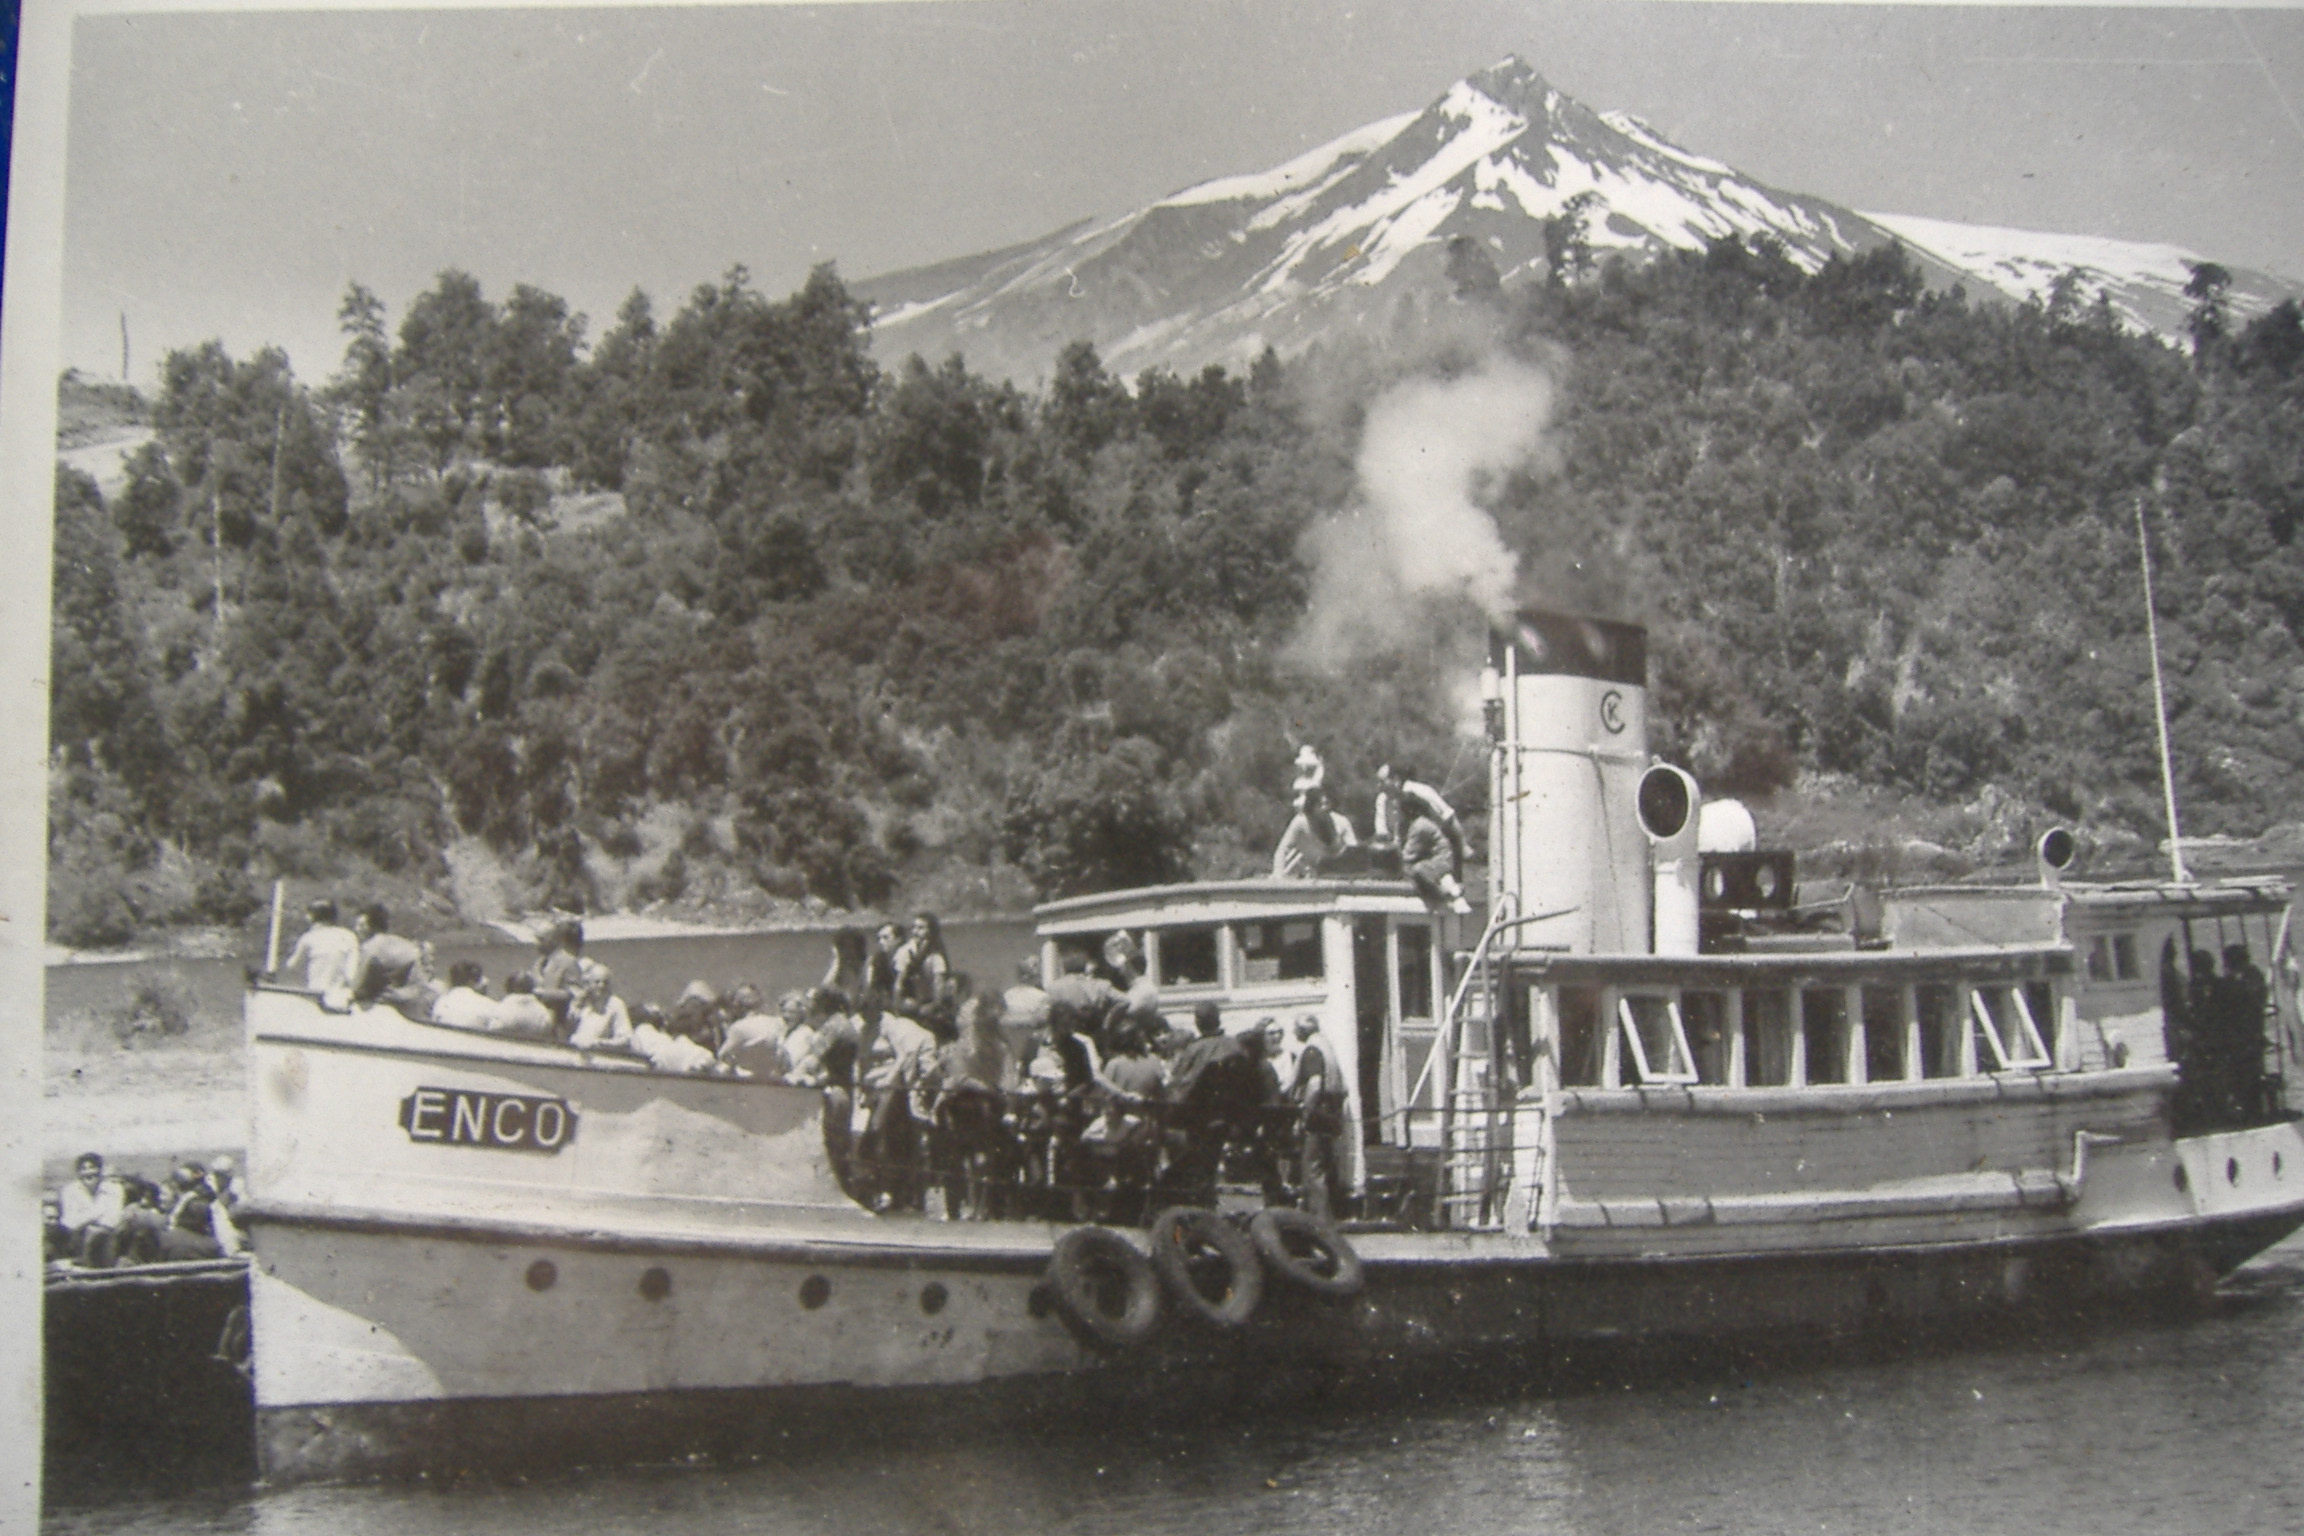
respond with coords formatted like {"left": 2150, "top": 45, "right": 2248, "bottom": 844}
{"left": 399, "top": 1087, "right": 577, "bottom": 1152}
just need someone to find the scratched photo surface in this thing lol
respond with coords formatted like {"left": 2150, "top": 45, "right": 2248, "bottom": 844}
{"left": 18, "top": 3, "right": 2304, "bottom": 1532}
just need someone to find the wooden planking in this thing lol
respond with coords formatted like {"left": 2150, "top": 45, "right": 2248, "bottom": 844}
{"left": 1551, "top": 1082, "right": 2164, "bottom": 1201}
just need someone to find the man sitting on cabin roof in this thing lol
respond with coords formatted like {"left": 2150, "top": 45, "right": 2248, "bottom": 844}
{"left": 1273, "top": 785, "right": 1358, "bottom": 879}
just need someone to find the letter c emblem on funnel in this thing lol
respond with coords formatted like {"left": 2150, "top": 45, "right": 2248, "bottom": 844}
{"left": 1599, "top": 690, "right": 1625, "bottom": 734}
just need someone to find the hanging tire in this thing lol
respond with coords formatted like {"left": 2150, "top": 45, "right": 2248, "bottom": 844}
{"left": 1149, "top": 1207, "right": 1263, "bottom": 1329}
{"left": 1248, "top": 1208, "right": 1365, "bottom": 1299}
{"left": 1046, "top": 1225, "right": 1163, "bottom": 1351}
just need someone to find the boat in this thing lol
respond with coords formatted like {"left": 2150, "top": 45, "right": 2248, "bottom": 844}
{"left": 239, "top": 606, "right": 2304, "bottom": 1485}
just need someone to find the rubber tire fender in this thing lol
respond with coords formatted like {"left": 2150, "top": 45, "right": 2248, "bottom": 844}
{"left": 1046, "top": 1225, "right": 1163, "bottom": 1351}
{"left": 1248, "top": 1207, "right": 1365, "bottom": 1299}
{"left": 1148, "top": 1207, "right": 1263, "bottom": 1329}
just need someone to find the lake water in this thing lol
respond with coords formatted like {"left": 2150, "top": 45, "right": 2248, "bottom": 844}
{"left": 43, "top": 1235, "right": 2304, "bottom": 1534}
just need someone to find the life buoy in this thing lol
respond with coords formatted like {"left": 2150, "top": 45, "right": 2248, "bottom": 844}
{"left": 1248, "top": 1207, "right": 1365, "bottom": 1299}
{"left": 1148, "top": 1207, "right": 1263, "bottom": 1329}
{"left": 1046, "top": 1225, "right": 1163, "bottom": 1350}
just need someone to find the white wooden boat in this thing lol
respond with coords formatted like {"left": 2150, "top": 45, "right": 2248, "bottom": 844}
{"left": 241, "top": 608, "right": 2304, "bottom": 1483}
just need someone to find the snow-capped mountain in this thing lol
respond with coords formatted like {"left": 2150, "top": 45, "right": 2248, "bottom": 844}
{"left": 856, "top": 57, "right": 2297, "bottom": 385}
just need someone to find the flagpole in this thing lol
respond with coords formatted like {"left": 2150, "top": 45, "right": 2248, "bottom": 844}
{"left": 2137, "top": 498, "right": 2189, "bottom": 885}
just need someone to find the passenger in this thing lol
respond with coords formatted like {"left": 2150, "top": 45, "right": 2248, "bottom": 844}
{"left": 867, "top": 922, "right": 905, "bottom": 1000}
{"left": 1090, "top": 1017, "right": 1171, "bottom": 1223}
{"left": 349, "top": 905, "right": 436, "bottom": 1012}
{"left": 1290, "top": 743, "right": 1327, "bottom": 801}
{"left": 926, "top": 992, "right": 1021, "bottom": 1220}
{"left": 1165, "top": 1002, "right": 1266, "bottom": 1208}
{"left": 1003, "top": 959, "right": 1052, "bottom": 1055}
{"left": 532, "top": 918, "right": 587, "bottom": 1032}
{"left": 55, "top": 1153, "right": 126, "bottom": 1269}
{"left": 803, "top": 990, "right": 935, "bottom": 1209}
{"left": 488, "top": 972, "right": 558, "bottom": 1039}
{"left": 668, "top": 981, "right": 725, "bottom": 1055}
{"left": 207, "top": 1154, "right": 244, "bottom": 1214}
{"left": 776, "top": 989, "right": 831, "bottom": 1082}
{"left": 271, "top": 898, "right": 360, "bottom": 999}
{"left": 569, "top": 959, "right": 634, "bottom": 1052}
{"left": 41, "top": 1195, "right": 68, "bottom": 1265}
{"left": 154, "top": 1163, "right": 225, "bottom": 1262}
{"left": 1401, "top": 804, "right": 1474, "bottom": 915}
{"left": 821, "top": 926, "right": 871, "bottom": 998}
{"left": 1273, "top": 785, "right": 1358, "bottom": 879}
{"left": 1373, "top": 764, "right": 1467, "bottom": 879}
{"left": 629, "top": 1001, "right": 721, "bottom": 1074}
{"left": 891, "top": 913, "right": 954, "bottom": 1024}
{"left": 1290, "top": 1012, "right": 1348, "bottom": 1222}
{"left": 431, "top": 960, "right": 500, "bottom": 1030}
{"left": 719, "top": 985, "right": 793, "bottom": 1079}
{"left": 1044, "top": 948, "right": 1132, "bottom": 1056}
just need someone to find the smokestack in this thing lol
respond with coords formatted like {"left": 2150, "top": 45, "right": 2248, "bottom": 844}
{"left": 1489, "top": 611, "right": 1650, "bottom": 955}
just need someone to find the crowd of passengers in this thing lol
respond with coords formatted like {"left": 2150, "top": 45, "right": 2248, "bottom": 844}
{"left": 46, "top": 1151, "right": 247, "bottom": 1271}
{"left": 262, "top": 903, "right": 1355, "bottom": 1223}
{"left": 1272, "top": 749, "right": 1474, "bottom": 914}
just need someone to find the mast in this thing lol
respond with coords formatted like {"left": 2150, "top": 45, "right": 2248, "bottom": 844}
{"left": 2137, "top": 497, "right": 2189, "bottom": 885}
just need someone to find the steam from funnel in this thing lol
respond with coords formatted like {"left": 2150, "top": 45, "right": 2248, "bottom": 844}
{"left": 1292, "top": 358, "right": 1554, "bottom": 668}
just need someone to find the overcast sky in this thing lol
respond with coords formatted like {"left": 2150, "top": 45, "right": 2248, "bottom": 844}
{"left": 52, "top": 1, "right": 2304, "bottom": 388}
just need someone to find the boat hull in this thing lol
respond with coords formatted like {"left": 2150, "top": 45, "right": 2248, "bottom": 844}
{"left": 248, "top": 1136, "right": 2304, "bottom": 1485}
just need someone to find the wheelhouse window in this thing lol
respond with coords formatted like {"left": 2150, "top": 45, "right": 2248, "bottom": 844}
{"left": 2113, "top": 934, "right": 2138, "bottom": 980}
{"left": 1916, "top": 983, "right": 1964, "bottom": 1078}
{"left": 1154, "top": 925, "right": 1221, "bottom": 988}
{"left": 1618, "top": 994, "right": 1698, "bottom": 1085}
{"left": 1802, "top": 988, "right": 1851, "bottom": 1085}
{"left": 1743, "top": 989, "right": 1794, "bottom": 1086}
{"left": 1236, "top": 919, "right": 1323, "bottom": 984}
{"left": 1862, "top": 985, "right": 1908, "bottom": 1083}
{"left": 1971, "top": 984, "right": 2052, "bottom": 1070}
{"left": 1558, "top": 986, "right": 1605, "bottom": 1087}
{"left": 1683, "top": 991, "right": 1731, "bottom": 1086}
{"left": 1397, "top": 924, "right": 1434, "bottom": 1021}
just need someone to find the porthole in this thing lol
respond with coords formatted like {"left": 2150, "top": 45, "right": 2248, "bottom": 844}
{"left": 2227, "top": 1157, "right": 2242, "bottom": 1187}
{"left": 921, "top": 1282, "right": 949, "bottom": 1316}
{"left": 2174, "top": 1164, "right": 2190, "bottom": 1193}
{"left": 525, "top": 1259, "right": 558, "bottom": 1292}
{"left": 639, "top": 1266, "right": 673, "bottom": 1301}
{"left": 799, "top": 1275, "right": 832, "bottom": 1310}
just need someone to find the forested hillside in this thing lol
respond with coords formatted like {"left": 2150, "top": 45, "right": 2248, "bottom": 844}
{"left": 46, "top": 243, "right": 2304, "bottom": 946}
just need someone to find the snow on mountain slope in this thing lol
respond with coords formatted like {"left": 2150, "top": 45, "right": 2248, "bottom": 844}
{"left": 855, "top": 57, "right": 2299, "bottom": 386}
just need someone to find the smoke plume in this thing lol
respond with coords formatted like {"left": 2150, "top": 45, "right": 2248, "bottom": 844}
{"left": 1291, "top": 357, "right": 1554, "bottom": 670}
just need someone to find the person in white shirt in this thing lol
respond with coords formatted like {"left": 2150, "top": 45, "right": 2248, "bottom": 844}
{"left": 431, "top": 961, "right": 501, "bottom": 1030}
{"left": 273, "top": 898, "right": 360, "bottom": 996}
{"left": 569, "top": 959, "right": 635, "bottom": 1052}
{"left": 1273, "top": 786, "right": 1359, "bottom": 878}
{"left": 55, "top": 1153, "right": 126, "bottom": 1267}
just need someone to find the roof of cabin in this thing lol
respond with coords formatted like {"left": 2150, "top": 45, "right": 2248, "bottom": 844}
{"left": 1035, "top": 877, "right": 1438, "bottom": 933}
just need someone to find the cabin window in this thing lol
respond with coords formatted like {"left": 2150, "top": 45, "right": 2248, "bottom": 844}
{"left": 1558, "top": 986, "right": 1606, "bottom": 1087}
{"left": 1743, "top": 989, "right": 1794, "bottom": 1086}
{"left": 1618, "top": 995, "right": 1698, "bottom": 1085}
{"left": 1397, "top": 925, "right": 1435, "bottom": 1021}
{"left": 1802, "top": 988, "right": 1851, "bottom": 1085}
{"left": 2087, "top": 936, "right": 2114, "bottom": 982}
{"left": 1682, "top": 991, "right": 1732, "bottom": 1085}
{"left": 2113, "top": 934, "right": 2139, "bottom": 981}
{"left": 1155, "top": 925, "right": 1221, "bottom": 987}
{"left": 1862, "top": 985, "right": 1908, "bottom": 1083}
{"left": 1972, "top": 985, "right": 2053, "bottom": 1070}
{"left": 1916, "top": 983, "right": 1964, "bottom": 1078}
{"left": 1236, "top": 920, "right": 1323, "bottom": 984}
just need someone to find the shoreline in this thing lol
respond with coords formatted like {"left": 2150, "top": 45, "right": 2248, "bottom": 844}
{"left": 45, "top": 906, "right": 1039, "bottom": 969}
